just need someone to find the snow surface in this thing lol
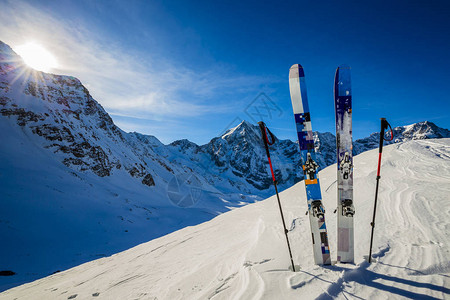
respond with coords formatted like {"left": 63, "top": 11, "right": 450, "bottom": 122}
{"left": 0, "top": 113, "right": 243, "bottom": 292}
{"left": 2, "top": 139, "right": 449, "bottom": 299}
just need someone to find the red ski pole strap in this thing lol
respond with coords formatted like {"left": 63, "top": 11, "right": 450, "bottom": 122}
{"left": 265, "top": 126, "right": 276, "bottom": 145}
{"left": 384, "top": 120, "right": 394, "bottom": 141}
{"left": 257, "top": 121, "right": 277, "bottom": 183}
{"left": 258, "top": 122, "right": 271, "bottom": 157}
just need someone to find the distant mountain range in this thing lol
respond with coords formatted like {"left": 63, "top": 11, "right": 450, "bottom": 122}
{"left": 1, "top": 40, "right": 450, "bottom": 201}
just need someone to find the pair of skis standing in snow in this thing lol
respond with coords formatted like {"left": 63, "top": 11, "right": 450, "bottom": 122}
{"left": 259, "top": 64, "right": 355, "bottom": 267}
{"left": 290, "top": 64, "right": 355, "bottom": 265}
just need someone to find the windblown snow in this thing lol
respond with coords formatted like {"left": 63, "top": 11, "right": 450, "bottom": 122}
{"left": 2, "top": 139, "right": 449, "bottom": 299}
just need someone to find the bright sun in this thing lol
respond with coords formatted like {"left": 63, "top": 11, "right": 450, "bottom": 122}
{"left": 14, "top": 42, "right": 58, "bottom": 72}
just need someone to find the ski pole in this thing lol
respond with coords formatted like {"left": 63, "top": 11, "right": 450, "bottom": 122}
{"left": 258, "top": 121, "right": 296, "bottom": 272}
{"left": 368, "top": 118, "right": 393, "bottom": 263}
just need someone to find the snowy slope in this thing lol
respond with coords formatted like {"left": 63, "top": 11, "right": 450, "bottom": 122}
{"left": 2, "top": 139, "right": 449, "bottom": 299}
{"left": 0, "top": 113, "right": 225, "bottom": 291}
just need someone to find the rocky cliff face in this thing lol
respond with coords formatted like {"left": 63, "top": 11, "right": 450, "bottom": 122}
{"left": 169, "top": 120, "right": 302, "bottom": 193}
{"left": 0, "top": 41, "right": 178, "bottom": 189}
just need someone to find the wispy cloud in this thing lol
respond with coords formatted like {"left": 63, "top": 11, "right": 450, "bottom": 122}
{"left": 0, "top": 0, "right": 272, "bottom": 125}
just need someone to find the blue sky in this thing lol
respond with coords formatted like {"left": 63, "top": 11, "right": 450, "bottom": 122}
{"left": 1, "top": 0, "right": 449, "bottom": 144}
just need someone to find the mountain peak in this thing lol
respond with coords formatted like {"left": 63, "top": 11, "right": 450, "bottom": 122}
{"left": 353, "top": 120, "right": 450, "bottom": 155}
{"left": 169, "top": 138, "right": 199, "bottom": 150}
{"left": 400, "top": 120, "right": 450, "bottom": 138}
{"left": 0, "top": 40, "right": 23, "bottom": 66}
{"left": 221, "top": 120, "right": 259, "bottom": 140}
{"left": 0, "top": 40, "right": 14, "bottom": 54}
{"left": 391, "top": 120, "right": 450, "bottom": 141}
{"left": 238, "top": 119, "right": 253, "bottom": 127}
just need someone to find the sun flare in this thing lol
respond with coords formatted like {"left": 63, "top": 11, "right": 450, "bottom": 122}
{"left": 14, "top": 42, "right": 58, "bottom": 72}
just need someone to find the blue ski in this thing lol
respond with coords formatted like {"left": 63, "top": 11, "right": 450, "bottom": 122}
{"left": 334, "top": 65, "right": 355, "bottom": 263}
{"left": 289, "top": 64, "right": 331, "bottom": 265}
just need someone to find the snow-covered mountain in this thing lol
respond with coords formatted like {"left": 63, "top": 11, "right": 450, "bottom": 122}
{"left": 168, "top": 120, "right": 302, "bottom": 192}
{"left": 0, "top": 41, "right": 274, "bottom": 199}
{"left": 2, "top": 40, "right": 449, "bottom": 198}
{"left": 168, "top": 120, "right": 450, "bottom": 195}
{"left": 1, "top": 39, "right": 450, "bottom": 292}
{"left": 2, "top": 139, "right": 449, "bottom": 299}
{"left": 0, "top": 41, "right": 165, "bottom": 185}
{"left": 353, "top": 121, "right": 450, "bottom": 155}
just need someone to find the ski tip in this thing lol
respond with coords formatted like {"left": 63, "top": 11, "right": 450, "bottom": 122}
{"left": 290, "top": 63, "right": 303, "bottom": 69}
{"left": 334, "top": 65, "right": 352, "bottom": 96}
{"left": 289, "top": 64, "right": 305, "bottom": 78}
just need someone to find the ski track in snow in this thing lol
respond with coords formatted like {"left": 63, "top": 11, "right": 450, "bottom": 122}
{"left": 1, "top": 139, "right": 450, "bottom": 299}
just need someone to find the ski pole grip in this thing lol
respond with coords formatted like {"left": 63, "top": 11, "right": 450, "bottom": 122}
{"left": 258, "top": 121, "right": 271, "bottom": 158}
{"left": 379, "top": 118, "right": 387, "bottom": 153}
